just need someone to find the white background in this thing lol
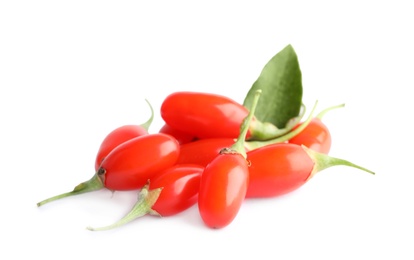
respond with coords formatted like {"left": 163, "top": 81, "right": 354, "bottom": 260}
{"left": 1, "top": 1, "right": 413, "bottom": 259}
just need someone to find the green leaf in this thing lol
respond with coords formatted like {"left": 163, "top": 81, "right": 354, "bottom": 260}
{"left": 243, "top": 44, "right": 303, "bottom": 129}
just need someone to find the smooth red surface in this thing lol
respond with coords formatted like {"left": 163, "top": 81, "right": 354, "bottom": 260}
{"left": 94, "top": 125, "right": 148, "bottom": 171}
{"left": 150, "top": 164, "right": 204, "bottom": 216}
{"left": 176, "top": 138, "right": 236, "bottom": 167}
{"left": 158, "top": 123, "right": 197, "bottom": 145}
{"left": 288, "top": 118, "right": 332, "bottom": 154}
{"left": 198, "top": 154, "right": 249, "bottom": 229}
{"left": 246, "top": 143, "right": 314, "bottom": 198}
{"left": 99, "top": 133, "right": 180, "bottom": 190}
{"left": 160, "top": 91, "right": 251, "bottom": 139}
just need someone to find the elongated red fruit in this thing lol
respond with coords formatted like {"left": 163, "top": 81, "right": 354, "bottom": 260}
{"left": 161, "top": 91, "right": 252, "bottom": 139}
{"left": 288, "top": 104, "right": 344, "bottom": 154}
{"left": 288, "top": 118, "right": 331, "bottom": 154}
{"left": 198, "top": 153, "right": 249, "bottom": 229}
{"left": 37, "top": 133, "right": 180, "bottom": 206}
{"left": 176, "top": 100, "right": 322, "bottom": 167}
{"left": 158, "top": 123, "right": 197, "bottom": 145}
{"left": 95, "top": 99, "right": 154, "bottom": 170}
{"left": 198, "top": 89, "right": 261, "bottom": 229}
{"left": 246, "top": 143, "right": 375, "bottom": 198}
{"left": 95, "top": 125, "right": 149, "bottom": 171}
{"left": 99, "top": 133, "right": 180, "bottom": 190}
{"left": 87, "top": 164, "right": 204, "bottom": 231}
{"left": 176, "top": 138, "right": 237, "bottom": 166}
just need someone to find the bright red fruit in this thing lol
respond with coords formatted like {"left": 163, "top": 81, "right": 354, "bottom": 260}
{"left": 288, "top": 118, "right": 331, "bottom": 154}
{"left": 198, "top": 153, "right": 249, "bottom": 229}
{"left": 246, "top": 143, "right": 374, "bottom": 198}
{"left": 98, "top": 133, "right": 180, "bottom": 190}
{"left": 37, "top": 133, "right": 180, "bottom": 206}
{"left": 87, "top": 164, "right": 204, "bottom": 231}
{"left": 158, "top": 123, "right": 197, "bottom": 145}
{"left": 197, "top": 89, "right": 262, "bottom": 229}
{"left": 94, "top": 99, "right": 154, "bottom": 170}
{"left": 160, "top": 91, "right": 254, "bottom": 139}
{"left": 150, "top": 164, "right": 204, "bottom": 216}
{"left": 288, "top": 103, "right": 344, "bottom": 154}
{"left": 246, "top": 143, "right": 314, "bottom": 198}
{"left": 176, "top": 138, "right": 237, "bottom": 166}
{"left": 95, "top": 125, "right": 149, "bottom": 171}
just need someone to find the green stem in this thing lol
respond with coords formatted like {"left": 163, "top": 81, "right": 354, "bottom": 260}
{"left": 140, "top": 99, "right": 154, "bottom": 131}
{"left": 37, "top": 174, "right": 104, "bottom": 207}
{"left": 249, "top": 103, "right": 306, "bottom": 140}
{"left": 302, "top": 145, "right": 375, "bottom": 180}
{"left": 86, "top": 181, "right": 162, "bottom": 231}
{"left": 316, "top": 103, "right": 345, "bottom": 120}
{"left": 245, "top": 100, "right": 318, "bottom": 151}
{"left": 230, "top": 89, "right": 262, "bottom": 158}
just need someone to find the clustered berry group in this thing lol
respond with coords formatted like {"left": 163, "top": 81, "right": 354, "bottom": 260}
{"left": 37, "top": 45, "right": 374, "bottom": 231}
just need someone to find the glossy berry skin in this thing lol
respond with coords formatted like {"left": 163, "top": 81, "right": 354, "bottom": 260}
{"left": 86, "top": 164, "right": 204, "bottom": 231}
{"left": 98, "top": 133, "right": 180, "bottom": 190}
{"left": 158, "top": 123, "right": 197, "bottom": 145}
{"left": 161, "top": 91, "right": 253, "bottom": 139}
{"left": 150, "top": 164, "right": 204, "bottom": 216}
{"left": 95, "top": 125, "right": 149, "bottom": 171}
{"left": 288, "top": 118, "right": 331, "bottom": 154}
{"left": 198, "top": 153, "right": 249, "bottom": 229}
{"left": 246, "top": 143, "right": 314, "bottom": 198}
{"left": 176, "top": 138, "right": 237, "bottom": 167}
